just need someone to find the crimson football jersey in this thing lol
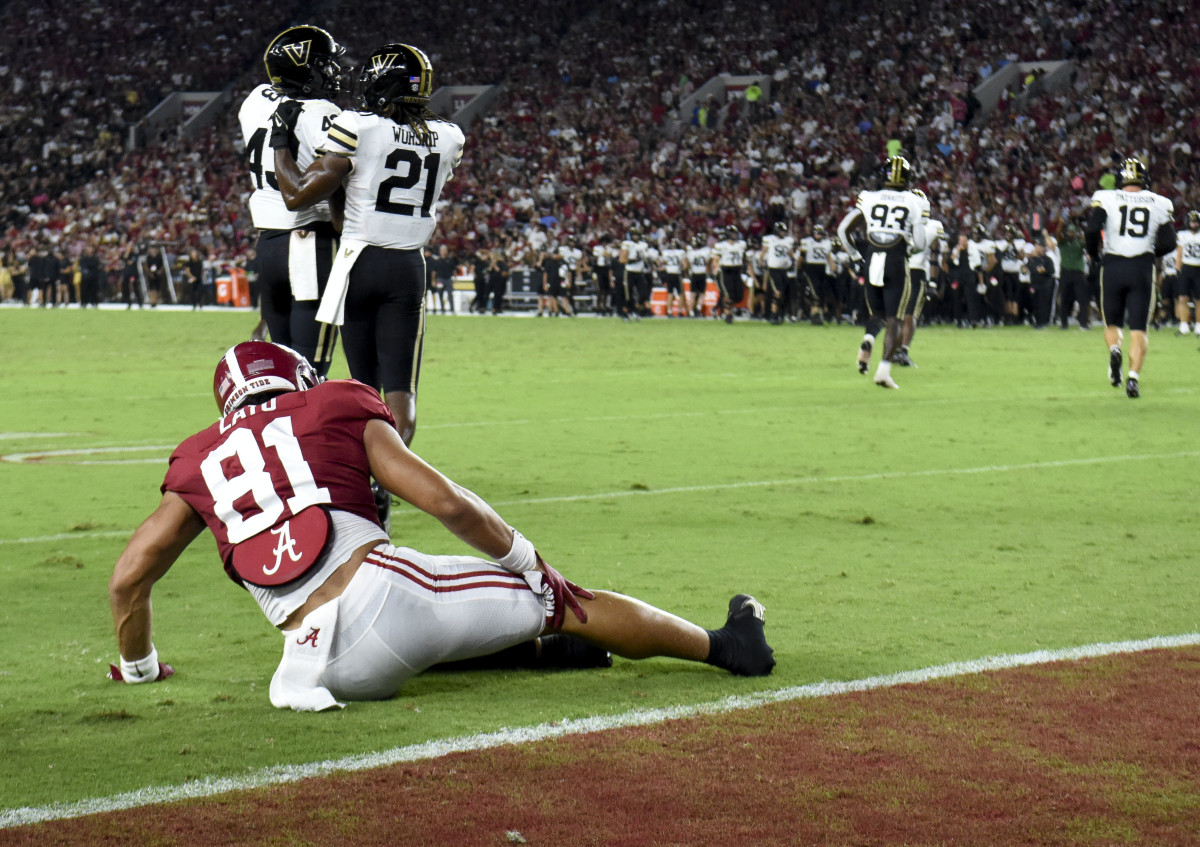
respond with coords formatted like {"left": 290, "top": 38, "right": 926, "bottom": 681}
{"left": 162, "top": 380, "right": 394, "bottom": 577}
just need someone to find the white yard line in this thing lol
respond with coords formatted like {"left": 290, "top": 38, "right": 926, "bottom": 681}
{"left": 3, "top": 450, "right": 1198, "bottom": 545}
{"left": 3, "top": 632, "right": 1197, "bottom": 829}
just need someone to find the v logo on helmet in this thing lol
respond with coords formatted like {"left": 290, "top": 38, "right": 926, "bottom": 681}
{"left": 372, "top": 53, "right": 399, "bottom": 74}
{"left": 283, "top": 41, "right": 312, "bottom": 67}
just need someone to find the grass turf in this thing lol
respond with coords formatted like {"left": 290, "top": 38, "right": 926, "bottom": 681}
{"left": 1, "top": 307, "right": 1196, "bottom": 811}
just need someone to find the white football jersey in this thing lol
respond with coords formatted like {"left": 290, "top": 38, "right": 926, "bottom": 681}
{"left": 320, "top": 111, "right": 465, "bottom": 249}
{"left": 762, "top": 234, "right": 796, "bottom": 270}
{"left": 994, "top": 238, "right": 1027, "bottom": 273}
{"left": 712, "top": 239, "right": 747, "bottom": 268}
{"left": 620, "top": 240, "right": 647, "bottom": 272}
{"left": 1089, "top": 188, "right": 1173, "bottom": 259}
{"left": 799, "top": 236, "right": 832, "bottom": 267}
{"left": 854, "top": 188, "right": 928, "bottom": 251}
{"left": 561, "top": 245, "right": 582, "bottom": 271}
{"left": 1177, "top": 229, "right": 1200, "bottom": 266}
{"left": 239, "top": 84, "right": 340, "bottom": 230}
{"left": 909, "top": 219, "right": 945, "bottom": 273}
{"left": 686, "top": 246, "right": 710, "bottom": 274}
{"left": 660, "top": 247, "right": 686, "bottom": 274}
{"left": 592, "top": 244, "right": 611, "bottom": 267}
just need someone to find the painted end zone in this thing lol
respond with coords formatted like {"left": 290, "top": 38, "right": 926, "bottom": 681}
{"left": 3, "top": 634, "right": 1199, "bottom": 844}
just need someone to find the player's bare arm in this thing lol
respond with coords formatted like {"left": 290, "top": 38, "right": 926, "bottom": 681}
{"left": 362, "top": 418, "right": 516, "bottom": 560}
{"left": 274, "top": 149, "right": 350, "bottom": 212}
{"left": 108, "top": 492, "right": 205, "bottom": 676}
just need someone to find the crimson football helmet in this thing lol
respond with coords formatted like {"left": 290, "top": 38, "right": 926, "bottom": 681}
{"left": 359, "top": 43, "right": 433, "bottom": 111}
{"left": 264, "top": 25, "right": 346, "bottom": 98}
{"left": 213, "top": 341, "right": 321, "bottom": 416}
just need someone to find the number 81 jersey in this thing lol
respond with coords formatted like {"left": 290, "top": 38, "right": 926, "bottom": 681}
{"left": 320, "top": 111, "right": 465, "bottom": 249}
{"left": 1089, "top": 188, "right": 1174, "bottom": 258}
{"left": 162, "top": 380, "right": 394, "bottom": 577}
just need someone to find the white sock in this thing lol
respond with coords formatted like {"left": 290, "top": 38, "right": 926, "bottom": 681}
{"left": 1182, "top": 323, "right": 1191, "bottom": 332}
{"left": 876, "top": 361, "right": 892, "bottom": 380}
{"left": 1128, "top": 370, "right": 1139, "bottom": 381}
{"left": 862, "top": 333, "right": 875, "bottom": 345}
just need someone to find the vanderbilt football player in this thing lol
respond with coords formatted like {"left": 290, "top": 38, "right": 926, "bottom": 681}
{"left": 1086, "top": 157, "right": 1176, "bottom": 398}
{"left": 1175, "top": 211, "right": 1200, "bottom": 334}
{"left": 712, "top": 225, "right": 748, "bottom": 323}
{"left": 274, "top": 42, "right": 464, "bottom": 443}
{"left": 898, "top": 188, "right": 944, "bottom": 367}
{"left": 238, "top": 25, "right": 346, "bottom": 376}
{"left": 836, "top": 156, "right": 928, "bottom": 388}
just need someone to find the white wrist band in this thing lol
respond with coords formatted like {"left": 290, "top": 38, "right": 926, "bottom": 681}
{"left": 498, "top": 529, "right": 537, "bottom": 574}
{"left": 119, "top": 645, "right": 161, "bottom": 683}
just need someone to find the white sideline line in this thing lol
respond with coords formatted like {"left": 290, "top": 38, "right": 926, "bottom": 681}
{"left": 3, "top": 450, "right": 1199, "bottom": 546}
{"left": 0, "top": 432, "right": 79, "bottom": 440}
{"left": 482, "top": 449, "right": 1200, "bottom": 507}
{"left": 2, "top": 632, "right": 1197, "bottom": 830}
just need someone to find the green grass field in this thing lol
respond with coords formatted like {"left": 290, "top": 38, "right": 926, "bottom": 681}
{"left": 2, "top": 307, "right": 1197, "bottom": 813}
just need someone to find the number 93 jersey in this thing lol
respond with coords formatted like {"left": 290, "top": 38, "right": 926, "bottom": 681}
{"left": 238, "top": 84, "right": 340, "bottom": 230}
{"left": 855, "top": 188, "right": 928, "bottom": 250}
{"left": 1090, "top": 188, "right": 1173, "bottom": 258}
{"left": 320, "top": 111, "right": 465, "bottom": 250}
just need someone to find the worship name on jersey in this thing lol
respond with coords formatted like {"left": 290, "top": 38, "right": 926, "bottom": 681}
{"left": 394, "top": 126, "right": 437, "bottom": 146}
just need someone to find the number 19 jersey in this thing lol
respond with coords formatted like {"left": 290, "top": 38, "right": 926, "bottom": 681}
{"left": 1090, "top": 188, "right": 1173, "bottom": 258}
{"left": 320, "top": 111, "right": 465, "bottom": 250}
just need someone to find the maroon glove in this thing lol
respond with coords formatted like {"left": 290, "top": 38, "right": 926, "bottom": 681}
{"left": 108, "top": 662, "right": 175, "bottom": 683}
{"left": 536, "top": 554, "right": 595, "bottom": 630}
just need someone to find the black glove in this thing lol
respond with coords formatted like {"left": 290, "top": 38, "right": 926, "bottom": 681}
{"left": 269, "top": 100, "right": 304, "bottom": 150}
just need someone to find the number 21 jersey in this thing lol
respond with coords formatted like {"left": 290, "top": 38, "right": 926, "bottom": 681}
{"left": 320, "top": 111, "right": 465, "bottom": 250}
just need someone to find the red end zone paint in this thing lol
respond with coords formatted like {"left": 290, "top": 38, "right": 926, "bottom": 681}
{"left": 6, "top": 646, "right": 1200, "bottom": 846}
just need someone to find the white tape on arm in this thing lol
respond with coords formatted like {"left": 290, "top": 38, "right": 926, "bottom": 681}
{"left": 119, "top": 645, "right": 162, "bottom": 684}
{"left": 497, "top": 529, "right": 537, "bottom": 574}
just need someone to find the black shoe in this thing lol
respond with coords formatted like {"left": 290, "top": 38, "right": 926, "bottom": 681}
{"left": 536, "top": 634, "right": 613, "bottom": 669}
{"left": 725, "top": 312, "right": 734, "bottom": 324}
{"left": 1125, "top": 377, "right": 1139, "bottom": 399}
{"left": 709, "top": 594, "right": 776, "bottom": 676}
{"left": 809, "top": 313, "right": 823, "bottom": 326}
{"left": 1109, "top": 346, "right": 1122, "bottom": 388}
{"left": 895, "top": 348, "right": 916, "bottom": 368}
{"left": 371, "top": 480, "right": 391, "bottom": 534}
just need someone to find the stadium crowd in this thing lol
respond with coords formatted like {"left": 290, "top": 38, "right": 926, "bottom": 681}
{"left": 2, "top": 0, "right": 1198, "bottom": 321}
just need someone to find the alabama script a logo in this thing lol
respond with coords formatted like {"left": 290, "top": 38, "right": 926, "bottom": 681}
{"left": 296, "top": 627, "right": 320, "bottom": 647}
{"left": 262, "top": 519, "right": 303, "bottom": 577}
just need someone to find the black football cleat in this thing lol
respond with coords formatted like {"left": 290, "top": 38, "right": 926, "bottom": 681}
{"left": 714, "top": 594, "right": 776, "bottom": 676}
{"left": 1109, "top": 346, "right": 1122, "bottom": 388}
{"left": 1125, "top": 377, "right": 1139, "bottom": 399}
{"left": 895, "top": 347, "right": 917, "bottom": 367}
{"left": 536, "top": 634, "right": 613, "bottom": 669}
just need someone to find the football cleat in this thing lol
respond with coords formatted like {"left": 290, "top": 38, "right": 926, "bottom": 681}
{"left": 895, "top": 348, "right": 917, "bottom": 367}
{"left": 857, "top": 338, "right": 872, "bottom": 374}
{"left": 875, "top": 376, "right": 900, "bottom": 389}
{"left": 535, "top": 634, "right": 613, "bottom": 669}
{"left": 717, "top": 594, "right": 776, "bottom": 677}
{"left": 1125, "top": 377, "right": 1140, "bottom": 399}
{"left": 1109, "top": 346, "right": 1123, "bottom": 388}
